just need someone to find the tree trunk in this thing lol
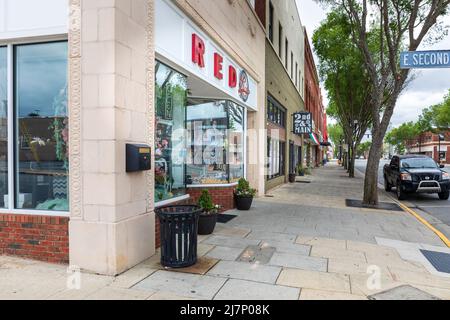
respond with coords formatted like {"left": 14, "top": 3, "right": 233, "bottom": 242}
{"left": 363, "top": 131, "right": 384, "bottom": 206}
{"left": 349, "top": 144, "right": 356, "bottom": 178}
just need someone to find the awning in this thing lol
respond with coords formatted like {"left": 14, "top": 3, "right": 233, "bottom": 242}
{"left": 320, "top": 141, "right": 332, "bottom": 147}
{"left": 309, "top": 133, "right": 320, "bottom": 145}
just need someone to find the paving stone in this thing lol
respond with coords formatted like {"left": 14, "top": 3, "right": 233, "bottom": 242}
{"left": 213, "top": 226, "right": 251, "bottom": 238}
{"left": 328, "top": 259, "right": 391, "bottom": 277}
{"left": 246, "top": 231, "right": 296, "bottom": 243}
{"left": 260, "top": 240, "right": 310, "bottom": 255}
{"left": 85, "top": 286, "right": 154, "bottom": 300}
{"left": 132, "top": 271, "right": 226, "bottom": 300}
{"left": 346, "top": 241, "right": 401, "bottom": 256}
{"left": 388, "top": 267, "right": 450, "bottom": 288}
{"left": 349, "top": 273, "right": 406, "bottom": 297}
{"left": 310, "top": 246, "right": 367, "bottom": 262}
{"left": 238, "top": 245, "right": 276, "bottom": 264}
{"left": 203, "top": 235, "right": 261, "bottom": 249}
{"left": 414, "top": 285, "right": 450, "bottom": 300}
{"left": 206, "top": 246, "right": 244, "bottom": 261}
{"left": 269, "top": 252, "right": 327, "bottom": 272}
{"left": 170, "top": 257, "right": 219, "bottom": 275}
{"left": 368, "top": 285, "right": 441, "bottom": 300}
{"left": 277, "top": 269, "right": 351, "bottom": 293}
{"left": 207, "top": 261, "right": 281, "bottom": 284}
{"left": 198, "top": 244, "right": 215, "bottom": 257}
{"left": 110, "top": 265, "right": 157, "bottom": 288}
{"left": 296, "top": 236, "right": 346, "bottom": 249}
{"left": 214, "top": 279, "right": 300, "bottom": 300}
{"left": 299, "top": 289, "right": 367, "bottom": 300}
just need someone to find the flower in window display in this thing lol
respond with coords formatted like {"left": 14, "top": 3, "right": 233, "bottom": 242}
{"left": 48, "top": 85, "right": 69, "bottom": 169}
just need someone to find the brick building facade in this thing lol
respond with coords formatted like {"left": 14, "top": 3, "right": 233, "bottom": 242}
{"left": 406, "top": 131, "right": 450, "bottom": 164}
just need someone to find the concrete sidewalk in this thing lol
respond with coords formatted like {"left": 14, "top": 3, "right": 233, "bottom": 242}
{"left": 1, "top": 162, "right": 450, "bottom": 300}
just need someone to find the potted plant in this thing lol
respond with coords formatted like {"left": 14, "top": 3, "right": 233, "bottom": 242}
{"left": 235, "top": 178, "right": 256, "bottom": 210}
{"left": 197, "top": 190, "right": 220, "bottom": 235}
{"left": 297, "top": 163, "right": 305, "bottom": 176}
{"left": 288, "top": 171, "right": 296, "bottom": 183}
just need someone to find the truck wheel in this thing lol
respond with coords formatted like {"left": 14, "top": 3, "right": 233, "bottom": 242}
{"left": 384, "top": 176, "right": 391, "bottom": 192}
{"left": 396, "top": 182, "right": 407, "bottom": 200}
{"left": 438, "top": 191, "right": 449, "bottom": 200}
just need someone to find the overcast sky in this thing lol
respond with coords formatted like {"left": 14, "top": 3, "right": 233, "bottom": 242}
{"left": 297, "top": 0, "right": 450, "bottom": 128}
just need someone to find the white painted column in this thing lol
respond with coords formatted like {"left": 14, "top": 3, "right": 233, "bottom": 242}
{"left": 68, "top": 0, "right": 155, "bottom": 275}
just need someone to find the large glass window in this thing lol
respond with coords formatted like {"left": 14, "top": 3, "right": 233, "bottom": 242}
{"left": 15, "top": 42, "right": 68, "bottom": 211}
{"left": 186, "top": 99, "right": 245, "bottom": 185}
{"left": 228, "top": 101, "right": 245, "bottom": 183}
{"left": 0, "top": 47, "right": 7, "bottom": 209}
{"left": 155, "top": 61, "right": 187, "bottom": 202}
{"left": 267, "top": 137, "right": 285, "bottom": 180}
{"left": 267, "top": 95, "right": 286, "bottom": 127}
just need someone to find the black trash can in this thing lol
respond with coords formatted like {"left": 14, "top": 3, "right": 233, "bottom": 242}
{"left": 155, "top": 205, "right": 202, "bottom": 268}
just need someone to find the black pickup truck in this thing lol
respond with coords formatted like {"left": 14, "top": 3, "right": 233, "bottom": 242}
{"left": 383, "top": 155, "right": 450, "bottom": 200}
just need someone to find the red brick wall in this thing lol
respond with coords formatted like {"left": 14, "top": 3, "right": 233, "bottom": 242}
{"left": 0, "top": 214, "right": 69, "bottom": 264}
{"left": 187, "top": 186, "right": 236, "bottom": 212}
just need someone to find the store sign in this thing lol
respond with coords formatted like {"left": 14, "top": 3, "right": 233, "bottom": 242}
{"left": 293, "top": 112, "right": 312, "bottom": 134}
{"left": 400, "top": 50, "right": 450, "bottom": 69}
{"left": 155, "top": 0, "right": 258, "bottom": 110}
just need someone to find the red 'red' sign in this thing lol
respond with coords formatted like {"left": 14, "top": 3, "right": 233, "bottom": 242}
{"left": 192, "top": 33, "right": 239, "bottom": 88}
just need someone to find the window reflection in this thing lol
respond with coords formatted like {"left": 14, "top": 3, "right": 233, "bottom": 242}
{"left": 155, "top": 62, "right": 187, "bottom": 202}
{"left": 0, "top": 47, "right": 7, "bottom": 208}
{"left": 186, "top": 99, "right": 245, "bottom": 185}
{"left": 15, "top": 42, "right": 69, "bottom": 211}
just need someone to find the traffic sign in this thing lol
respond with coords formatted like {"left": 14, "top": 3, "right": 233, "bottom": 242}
{"left": 400, "top": 50, "right": 450, "bottom": 69}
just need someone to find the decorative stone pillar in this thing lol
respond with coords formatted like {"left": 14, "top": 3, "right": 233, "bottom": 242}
{"left": 68, "top": 0, "right": 155, "bottom": 275}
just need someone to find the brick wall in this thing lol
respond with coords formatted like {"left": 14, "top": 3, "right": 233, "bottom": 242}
{"left": 0, "top": 214, "right": 69, "bottom": 264}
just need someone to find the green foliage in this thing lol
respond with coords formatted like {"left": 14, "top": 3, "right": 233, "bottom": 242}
{"left": 357, "top": 141, "right": 372, "bottom": 157}
{"left": 235, "top": 178, "right": 256, "bottom": 198}
{"left": 327, "top": 123, "right": 344, "bottom": 154}
{"left": 385, "top": 122, "right": 420, "bottom": 154}
{"left": 313, "top": 10, "right": 373, "bottom": 156}
{"left": 386, "top": 89, "right": 450, "bottom": 154}
{"left": 198, "top": 189, "right": 216, "bottom": 214}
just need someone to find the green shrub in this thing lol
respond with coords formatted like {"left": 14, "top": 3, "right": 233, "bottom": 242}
{"left": 235, "top": 178, "right": 257, "bottom": 198}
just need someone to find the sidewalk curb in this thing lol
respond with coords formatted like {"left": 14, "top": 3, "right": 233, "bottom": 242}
{"left": 354, "top": 167, "right": 450, "bottom": 248}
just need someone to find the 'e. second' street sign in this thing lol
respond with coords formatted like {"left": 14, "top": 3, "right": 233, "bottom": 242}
{"left": 400, "top": 50, "right": 450, "bottom": 69}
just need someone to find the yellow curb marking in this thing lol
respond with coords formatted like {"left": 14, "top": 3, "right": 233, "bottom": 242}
{"left": 395, "top": 200, "right": 450, "bottom": 248}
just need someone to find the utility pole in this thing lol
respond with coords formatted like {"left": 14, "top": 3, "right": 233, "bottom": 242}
{"left": 438, "top": 133, "right": 445, "bottom": 164}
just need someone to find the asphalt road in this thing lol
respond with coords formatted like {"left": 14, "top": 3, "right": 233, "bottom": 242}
{"left": 355, "top": 159, "right": 450, "bottom": 240}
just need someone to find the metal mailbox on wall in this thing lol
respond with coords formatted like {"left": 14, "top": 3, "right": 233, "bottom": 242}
{"left": 126, "top": 144, "right": 151, "bottom": 172}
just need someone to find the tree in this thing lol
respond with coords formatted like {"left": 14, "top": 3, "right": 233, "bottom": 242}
{"left": 316, "top": 0, "right": 450, "bottom": 205}
{"left": 357, "top": 141, "right": 372, "bottom": 158}
{"left": 385, "top": 122, "right": 420, "bottom": 154}
{"left": 313, "top": 11, "right": 373, "bottom": 177}
{"left": 328, "top": 123, "right": 345, "bottom": 157}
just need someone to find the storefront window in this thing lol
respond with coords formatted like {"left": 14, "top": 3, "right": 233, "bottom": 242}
{"left": 0, "top": 47, "right": 7, "bottom": 208}
{"left": 15, "top": 42, "right": 69, "bottom": 211}
{"left": 228, "top": 101, "right": 245, "bottom": 182}
{"left": 186, "top": 99, "right": 245, "bottom": 185}
{"left": 155, "top": 62, "right": 187, "bottom": 202}
{"left": 267, "top": 137, "right": 285, "bottom": 180}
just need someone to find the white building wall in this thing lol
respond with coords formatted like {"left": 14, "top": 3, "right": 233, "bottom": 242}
{"left": 0, "top": 0, "right": 68, "bottom": 41}
{"left": 266, "top": 0, "right": 305, "bottom": 99}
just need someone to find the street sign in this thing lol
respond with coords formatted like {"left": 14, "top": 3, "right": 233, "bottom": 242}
{"left": 400, "top": 50, "right": 450, "bottom": 69}
{"left": 293, "top": 112, "right": 312, "bottom": 135}
{"left": 440, "top": 151, "right": 446, "bottom": 160}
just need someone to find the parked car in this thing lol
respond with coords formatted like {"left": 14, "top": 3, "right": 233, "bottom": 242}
{"left": 383, "top": 155, "right": 450, "bottom": 200}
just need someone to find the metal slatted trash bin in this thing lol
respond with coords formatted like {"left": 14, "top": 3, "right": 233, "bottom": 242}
{"left": 155, "top": 205, "right": 202, "bottom": 268}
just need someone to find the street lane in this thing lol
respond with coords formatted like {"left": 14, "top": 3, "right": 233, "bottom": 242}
{"left": 354, "top": 159, "right": 450, "bottom": 239}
